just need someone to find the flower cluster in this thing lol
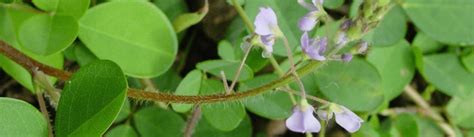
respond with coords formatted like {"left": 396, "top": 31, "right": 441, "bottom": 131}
{"left": 250, "top": 0, "right": 366, "bottom": 135}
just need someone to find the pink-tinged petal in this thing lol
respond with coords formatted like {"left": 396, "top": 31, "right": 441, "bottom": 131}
{"left": 301, "top": 34, "right": 326, "bottom": 61}
{"left": 303, "top": 106, "right": 321, "bottom": 133}
{"left": 254, "top": 7, "right": 278, "bottom": 35}
{"left": 300, "top": 32, "right": 310, "bottom": 49}
{"left": 286, "top": 107, "right": 306, "bottom": 133}
{"left": 334, "top": 106, "right": 364, "bottom": 133}
{"left": 312, "top": 0, "right": 324, "bottom": 6}
{"left": 298, "top": 11, "right": 318, "bottom": 31}
{"left": 298, "top": 0, "right": 317, "bottom": 10}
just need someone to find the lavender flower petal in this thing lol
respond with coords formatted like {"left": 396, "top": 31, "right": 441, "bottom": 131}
{"left": 286, "top": 106, "right": 321, "bottom": 133}
{"left": 316, "top": 109, "right": 333, "bottom": 120}
{"left": 298, "top": 11, "right": 318, "bottom": 31}
{"left": 334, "top": 106, "right": 364, "bottom": 133}
{"left": 297, "top": 0, "right": 317, "bottom": 11}
{"left": 254, "top": 7, "right": 278, "bottom": 36}
{"left": 300, "top": 32, "right": 326, "bottom": 61}
{"left": 312, "top": 0, "right": 324, "bottom": 5}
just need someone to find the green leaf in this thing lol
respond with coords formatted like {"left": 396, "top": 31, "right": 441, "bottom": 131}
{"left": 316, "top": 57, "right": 384, "bottom": 112}
{"left": 55, "top": 60, "right": 128, "bottom": 137}
{"left": 194, "top": 113, "right": 252, "bottom": 137}
{"left": 78, "top": 1, "right": 178, "bottom": 78}
{"left": 364, "top": 6, "right": 407, "bottom": 47}
{"left": 421, "top": 53, "right": 474, "bottom": 97}
{"left": 134, "top": 107, "right": 185, "bottom": 137}
{"left": 171, "top": 70, "right": 203, "bottom": 113}
{"left": 218, "top": 40, "right": 236, "bottom": 61}
{"left": 0, "top": 4, "right": 37, "bottom": 45}
{"left": 105, "top": 124, "right": 137, "bottom": 137}
{"left": 447, "top": 92, "right": 474, "bottom": 128}
{"left": 245, "top": 0, "right": 306, "bottom": 56}
{"left": 18, "top": 14, "right": 78, "bottom": 55}
{"left": 239, "top": 74, "right": 292, "bottom": 120}
{"left": 114, "top": 99, "right": 131, "bottom": 123}
{"left": 74, "top": 42, "right": 98, "bottom": 66}
{"left": 353, "top": 124, "right": 380, "bottom": 137}
{"left": 32, "top": 0, "right": 90, "bottom": 19}
{"left": 0, "top": 98, "right": 48, "bottom": 137}
{"left": 201, "top": 80, "right": 246, "bottom": 131}
{"left": 151, "top": 69, "right": 182, "bottom": 92}
{"left": 412, "top": 32, "right": 443, "bottom": 54}
{"left": 196, "top": 59, "right": 253, "bottom": 81}
{"left": 462, "top": 51, "right": 474, "bottom": 73}
{"left": 415, "top": 116, "right": 443, "bottom": 137}
{"left": 172, "top": 0, "right": 208, "bottom": 33}
{"left": 402, "top": 0, "right": 474, "bottom": 45}
{"left": 153, "top": 0, "right": 188, "bottom": 21}
{"left": 323, "top": 0, "right": 344, "bottom": 9}
{"left": 392, "top": 113, "right": 419, "bottom": 137}
{"left": 367, "top": 40, "right": 415, "bottom": 100}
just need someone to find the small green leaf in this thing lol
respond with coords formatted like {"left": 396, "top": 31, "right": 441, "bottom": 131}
{"left": 218, "top": 40, "right": 236, "bottom": 61}
{"left": 32, "top": 0, "right": 90, "bottom": 19}
{"left": 196, "top": 59, "right": 253, "bottom": 81}
{"left": 402, "top": 0, "right": 474, "bottom": 45}
{"left": 171, "top": 70, "right": 203, "bottom": 113}
{"left": 151, "top": 69, "right": 182, "bottom": 92}
{"left": 239, "top": 74, "right": 292, "bottom": 120}
{"left": 114, "top": 99, "right": 131, "bottom": 123}
{"left": 447, "top": 93, "right": 474, "bottom": 128}
{"left": 421, "top": 53, "right": 474, "bottom": 97}
{"left": 172, "top": 0, "right": 208, "bottom": 33}
{"left": 79, "top": 1, "right": 178, "bottom": 78}
{"left": 194, "top": 113, "right": 252, "bottom": 137}
{"left": 153, "top": 0, "right": 188, "bottom": 21}
{"left": 18, "top": 14, "right": 78, "bottom": 55}
{"left": 55, "top": 60, "right": 127, "bottom": 136}
{"left": 106, "top": 124, "right": 138, "bottom": 137}
{"left": 316, "top": 57, "right": 384, "bottom": 112}
{"left": 367, "top": 40, "right": 415, "bottom": 100}
{"left": 0, "top": 98, "right": 48, "bottom": 137}
{"left": 364, "top": 6, "right": 407, "bottom": 47}
{"left": 462, "top": 51, "right": 474, "bottom": 73}
{"left": 392, "top": 113, "right": 419, "bottom": 137}
{"left": 74, "top": 43, "right": 98, "bottom": 66}
{"left": 201, "top": 80, "right": 246, "bottom": 131}
{"left": 412, "top": 32, "right": 443, "bottom": 54}
{"left": 134, "top": 107, "right": 185, "bottom": 137}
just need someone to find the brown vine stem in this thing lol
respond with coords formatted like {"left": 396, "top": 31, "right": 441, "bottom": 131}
{"left": 183, "top": 105, "right": 202, "bottom": 137}
{"left": 404, "top": 85, "right": 455, "bottom": 137}
{"left": 0, "top": 40, "right": 322, "bottom": 104}
{"left": 36, "top": 92, "right": 53, "bottom": 137}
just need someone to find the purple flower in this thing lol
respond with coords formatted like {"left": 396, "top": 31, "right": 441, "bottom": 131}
{"left": 297, "top": 0, "right": 324, "bottom": 31}
{"left": 341, "top": 53, "right": 353, "bottom": 62}
{"left": 317, "top": 104, "right": 364, "bottom": 133}
{"left": 336, "top": 32, "right": 349, "bottom": 46}
{"left": 298, "top": 11, "right": 319, "bottom": 31}
{"left": 254, "top": 7, "right": 279, "bottom": 57}
{"left": 286, "top": 105, "right": 321, "bottom": 133}
{"left": 300, "top": 32, "right": 327, "bottom": 61}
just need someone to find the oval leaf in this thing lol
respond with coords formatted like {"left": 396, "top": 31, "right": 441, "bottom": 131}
{"left": 0, "top": 98, "right": 48, "bottom": 137}
{"left": 367, "top": 40, "right": 415, "bottom": 100}
{"left": 105, "top": 124, "right": 138, "bottom": 137}
{"left": 79, "top": 1, "right": 178, "bottom": 78}
{"left": 316, "top": 58, "right": 384, "bottom": 112}
{"left": 364, "top": 6, "right": 407, "bottom": 47}
{"left": 19, "top": 14, "right": 78, "bottom": 55}
{"left": 421, "top": 53, "right": 474, "bottom": 97}
{"left": 32, "top": 0, "right": 90, "bottom": 19}
{"left": 402, "top": 0, "right": 474, "bottom": 45}
{"left": 194, "top": 114, "right": 252, "bottom": 137}
{"left": 55, "top": 60, "right": 127, "bottom": 136}
{"left": 134, "top": 107, "right": 185, "bottom": 137}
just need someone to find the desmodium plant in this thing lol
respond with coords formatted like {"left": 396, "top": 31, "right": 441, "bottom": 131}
{"left": 0, "top": 0, "right": 473, "bottom": 136}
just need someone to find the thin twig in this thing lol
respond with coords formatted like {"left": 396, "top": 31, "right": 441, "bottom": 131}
{"left": 183, "top": 105, "right": 202, "bottom": 137}
{"left": 268, "top": 56, "right": 297, "bottom": 105}
{"left": 228, "top": 45, "right": 252, "bottom": 92}
{"left": 220, "top": 71, "right": 231, "bottom": 94}
{"left": 231, "top": 0, "right": 254, "bottom": 33}
{"left": 404, "top": 85, "right": 455, "bottom": 137}
{"left": 281, "top": 36, "right": 308, "bottom": 98}
{"left": 36, "top": 92, "right": 53, "bottom": 137}
{"left": 278, "top": 87, "right": 329, "bottom": 104}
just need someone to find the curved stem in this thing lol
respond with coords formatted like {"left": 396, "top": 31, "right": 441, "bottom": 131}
{"left": 281, "top": 36, "right": 307, "bottom": 98}
{"left": 228, "top": 45, "right": 252, "bottom": 91}
{"left": 231, "top": 0, "right": 254, "bottom": 33}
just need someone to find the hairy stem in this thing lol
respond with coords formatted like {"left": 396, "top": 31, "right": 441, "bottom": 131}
{"left": 269, "top": 56, "right": 297, "bottom": 105}
{"left": 36, "top": 92, "right": 53, "bottom": 137}
{"left": 404, "top": 85, "right": 455, "bottom": 137}
{"left": 281, "top": 36, "right": 308, "bottom": 98}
